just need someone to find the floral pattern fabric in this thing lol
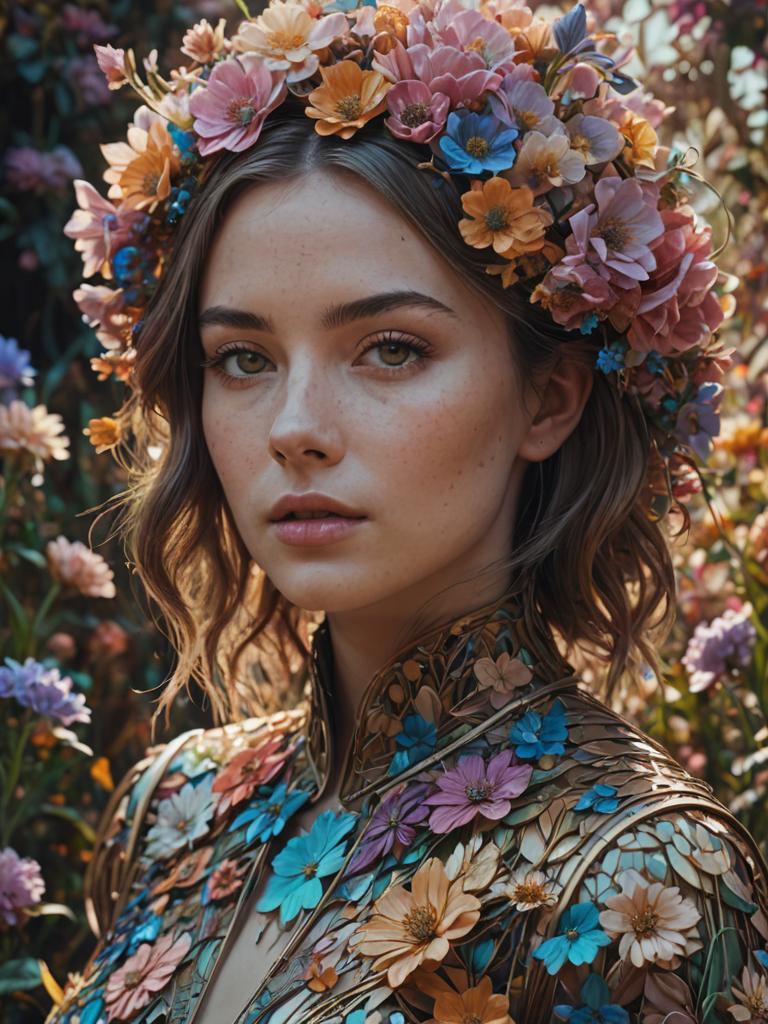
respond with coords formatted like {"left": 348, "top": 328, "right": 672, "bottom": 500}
{"left": 46, "top": 592, "right": 768, "bottom": 1024}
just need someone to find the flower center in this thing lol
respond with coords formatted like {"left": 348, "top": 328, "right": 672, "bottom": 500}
{"left": 335, "top": 94, "right": 363, "bottom": 120}
{"left": 566, "top": 928, "right": 580, "bottom": 941}
{"left": 570, "top": 131, "right": 590, "bottom": 155}
{"left": 403, "top": 904, "right": 437, "bottom": 942}
{"left": 512, "top": 881, "right": 547, "bottom": 904}
{"left": 267, "top": 30, "right": 307, "bottom": 52}
{"left": 465, "top": 135, "right": 490, "bottom": 158}
{"left": 513, "top": 106, "right": 539, "bottom": 131}
{"left": 268, "top": 801, "right": 282, "bottom": 814}
{"left": 631, "top": 908, "right": 659, "bottom": 938}
{"left": 303, "top": 860, "right": 319, "bottom": 879}
{"left": 465, "top": 781, "right": 492, "bottom": 802}
{"left": 597, "top": 216, "right": 630, "bottom": 251}
{"left": 141, "top": 172, "right": 160, "bottom": 195}
{"left": 175, "top": 818, "right": 189, "bottom": 833}
{"left": 462, "top": 1015, "right": 483, "bottom": 1024}
{"left": 465, "top": 35, "right": 487, "bottom": 59}
{"left": 123, "top": 969, "right": 142, "bottom": 990}
{"left": 485, "top": 206, "right": 509, "bottom": 231}
{"left": 229, "top": 98, "right": 257, "bottom": 126}
{"left": 400, "top": 101, "right": 431, "bottom": 128}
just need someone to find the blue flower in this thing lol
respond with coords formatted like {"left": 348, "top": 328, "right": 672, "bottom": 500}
{"left": 388, "top": 713, "right": 437, "bottom": 775}
{"left": 439, "top": 110, "right": 519, "bottom": 175}
{"left": 127, "top": 911, "right": 163, "bottom": 952}
{"left": 645, "top": 351, "right": 665, "bottom": 375}
{"left": 229, "top": 782, "right": 312, "bottom": 844}
{"left": 256, "top": 810, "right": 357, "bottom": 926}
{"left": 574, "top": 784, "right": 620, "bottom": 814}
{"left": 579, "top": 312, "right": 599, "bottom": 336}
{"left": 533, "top": 903, "right": 612, "bottom": 974}
{"left": 555, "top": 973, "right": 629, "bottom": 1023}
{"left": 756, "top": 950, "right": 768, "bottom": 969}
{"left": 595, "top": 342, "right": 626, "bottom": 374}
{"left": 508, "top": 698, "right": 568, "bottom": 760}
{"left": 0, "top": 335, "right": 36, "bottom": 390}
{"left": 675, "top": 381, "right": 723, "bottom": 462}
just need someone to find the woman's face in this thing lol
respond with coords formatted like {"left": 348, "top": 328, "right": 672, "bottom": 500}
{"left": 199, "top": 170, "right": 544, "bottom": 618}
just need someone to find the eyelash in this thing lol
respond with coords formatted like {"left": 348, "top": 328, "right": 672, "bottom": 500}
{"left": 199, "top": 332, "right": 433, "bottom": 388}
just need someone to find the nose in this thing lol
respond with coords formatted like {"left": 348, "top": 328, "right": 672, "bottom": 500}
{"left": 268, "top": 357, "right": 344, "bottom": 467}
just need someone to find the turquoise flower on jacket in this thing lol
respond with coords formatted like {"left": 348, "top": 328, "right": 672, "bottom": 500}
{"left": 575, "top": 784, "right": 620, "bottom": 814}
{"left": 388, "top": 713, "right": 437, "bottom": 775}
{"left": 554, "top": 974, "right": 629, "bottom": 1023}
{"left": 229, "top": 781, "right": 312, "bottom": 844}
{"left": 508, "top": 698, "right": 568, "bottom": 760}
{"left": 533, "top": 902, "right": 612, "bottom": 974}
{"left": 256, "top": 809, "right": 357, "bottom": 926}
{"left": 439, "top": 110, "right": 519, "bottom": 175}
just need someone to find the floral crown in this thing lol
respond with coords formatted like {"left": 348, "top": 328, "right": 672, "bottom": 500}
{"left": 65, "top": 0, "right": 736, "bottom": 512}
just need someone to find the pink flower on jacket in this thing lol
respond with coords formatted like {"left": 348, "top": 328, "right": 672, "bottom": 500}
{"left": 188, "top": 57, "right": 287, "bottom": 156}
{"left": 211, "top": 732, "right": 290, "bottom": 814}
{"left": 563, "top": 176, "right": 665, "bottom": 291}
{"left": 473, "top": 651, "right": 533, "bottom": 709}
{"left": 627, "top": 206, "right": 724, "bottom": 355}
{"left": 386, "top": 81, "right": 450, "bottom": 142}
{"left": 63, "top": 180, "right": 144, "bottom": 279}
{"left": 104, "top": 932, "right": 191, "bottom": 1021}
{"left": 424, "top": 749, "right": 532, "bottom": 833}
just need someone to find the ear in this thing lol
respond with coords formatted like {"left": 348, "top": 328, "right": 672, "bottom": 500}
{"left": 517, "top": 353, "right": 595, "bottom": 462}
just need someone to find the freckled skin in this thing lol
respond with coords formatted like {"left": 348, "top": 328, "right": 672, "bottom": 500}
{"left": 199, "top": 169, "right": 592, "bottom": 703}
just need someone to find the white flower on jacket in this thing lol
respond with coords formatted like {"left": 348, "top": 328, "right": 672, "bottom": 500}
{"left": 144, "top": 776, "right": 218, "bottom": 861}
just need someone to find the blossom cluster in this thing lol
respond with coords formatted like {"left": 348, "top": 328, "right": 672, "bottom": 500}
{"left": 0, "top": 656, "right": 92, "bottom": 727}
{"left": 64, "top": 0, "right": 737, "bottom": 492}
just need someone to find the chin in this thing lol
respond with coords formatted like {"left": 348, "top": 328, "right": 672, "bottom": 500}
{"left": 263, "top": 566, "right": 396, "bottom": 615}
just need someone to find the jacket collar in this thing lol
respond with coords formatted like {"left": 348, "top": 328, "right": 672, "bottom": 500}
{"left": 301, "top": 585, "right": 580, "bottom": 811}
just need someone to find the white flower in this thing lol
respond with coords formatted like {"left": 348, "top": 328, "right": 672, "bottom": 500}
{"left": 144, "top": 776, "right": 217, "bottom": 860}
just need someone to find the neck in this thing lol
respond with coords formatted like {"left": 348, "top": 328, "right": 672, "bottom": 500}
{"left": 324, "top": 570, "right": 516, "bottom": 761}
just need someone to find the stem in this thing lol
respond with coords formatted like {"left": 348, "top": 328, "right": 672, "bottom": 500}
{"left": 0, "top": 708, "right": 34, "bottom": 846}
{"left": 27, "top": 582, "right": 62, "bottom": 657}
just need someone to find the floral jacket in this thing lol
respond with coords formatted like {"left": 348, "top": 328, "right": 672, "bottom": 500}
{"left": 47, "top": 592, "right": 768, "bottom": 1024}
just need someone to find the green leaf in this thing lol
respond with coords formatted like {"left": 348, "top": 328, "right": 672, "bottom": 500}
{"left": 6, "top": 544, "right": 47, "bottom": 569}
{"left": 6, "top": 34, "right": 39, "bottom": 60}
{"left": 0, "top": 957, "right": 41, "bottom": 995}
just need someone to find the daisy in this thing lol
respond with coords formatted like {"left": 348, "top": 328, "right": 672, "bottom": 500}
{"left": 490, "top": 866, "right": 561, "bottom": 911}
{"left": 305, "top": 61, "right": 391, "bottom": 139}
{"left": 348, "top": 856, "right": 481, "bottom": 987}
{"left": 104, "top": 932, "right": 191, "bottom": 1021}
{"left": 143, "top": 777, "right": 217, "bottom": 861}
{"left": 424, "top": 749, "right": 532, "bottom": 833}
{"left": 211, "top": 732, "right": 290, "bottom": 814}
{"left": 728, "top": 966, "right": 768, "bottom": 1021}
{"left": 598, "top": 868, "right": 702, "bottom": 968}
{"left": 429, "top": 973, "right": 514, "bottom": 1024}
{"left": 46, "top": 536, "right": 116, "bottom": 599}
{"left": 459, "top": 178, "right": 552, "bottom": 258}
{"left": 188, "top": 56, "right": 287, "bottom": 156}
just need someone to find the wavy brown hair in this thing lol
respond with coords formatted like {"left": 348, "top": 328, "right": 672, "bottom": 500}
{"left": 104, "top": 98, "right": 688, "bottom": 734}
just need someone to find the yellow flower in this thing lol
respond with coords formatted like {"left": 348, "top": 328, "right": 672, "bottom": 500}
{"left": 83, "top": 416, "right": 122, "bottom": 454}
{"left": 620, "top": 111, "right": 658, "bottom": 169}
{"left": 459, "top": 178, "right": 553, "bottom": 258}
{"left": 305, "top": 61, "right": 391, "bottom": 139}
{"left": 348, "top": 856, "right": 481, "bottom": 988}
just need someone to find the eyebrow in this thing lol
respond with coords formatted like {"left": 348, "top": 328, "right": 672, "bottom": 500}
{"left": 198, "top": 290, "right": 460, "bottom": 333}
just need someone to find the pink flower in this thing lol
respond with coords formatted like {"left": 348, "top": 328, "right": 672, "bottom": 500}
{"left": 73, "top": 283, "right": 129, "bottom": 349}
{"left": 564, "top": 176, "right": 665, "bottom": 290}
{"left": 104, "top": 932, "right": 191, "bottom": 1021}
{"left": 627, "top": 206, "right": 724, "bottom": 355}
{"left": 430, "top": 5, "right": 517, "bottom": 73}
{"left": 211, "top": 732, "right": 291, "bottom": 814}
{"left": 207, "top": 857, "right": 247, "bottom": 901}
{"left": 46, "top": 536, "right": 116, "bottom": 598}
{"left": 0, "top": 847, "right": 45, "bottom": 926}
{"left": 531, "top": 259, "right": 617, "bottom": 330}
{"left": 63, "top": 180, "right": 144, "bottom": 279}
{"left": 472, "top": 652, "right": 533, "bottom": 709}
{"left": 376, "top": 42, "right": 501, "bottom": 107}
{"left": 386, "top": 80, "right": 450, "bottom": 142}
{"left": 188, "top": 57, "right": 288, "bottom": 156}
{"left": 424, "top": 749, "right": 532, "bottom": 833}
{"left": 94, "top": 44, "right": 128, "bottom": 89}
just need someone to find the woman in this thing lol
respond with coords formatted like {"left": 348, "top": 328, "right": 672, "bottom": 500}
{"left": 53, "top": 1, "right": 768, "bottom": 1022}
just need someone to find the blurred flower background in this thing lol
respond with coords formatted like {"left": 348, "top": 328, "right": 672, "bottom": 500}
{"left": 0, "top": 0, "right": 766, "bottom": 1020}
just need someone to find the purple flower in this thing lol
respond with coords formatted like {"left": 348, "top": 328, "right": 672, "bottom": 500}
{"left": 6, "top": 146, "right": 83, "bottom": 192}
{"left": 682, "top": 604, "right": 757, "bottom": 693}
{"left": 347, "top": 783, "right": 431, "bottom": 874}
{"left": 69, "top": 55, "right": 111, "bottom": 108}
{"left": 675, "top": 381, "right": 723, "bottom": 461}
{"left": 60, "top": 4, "right": 118, "bottom": 47}
{"left": 0, "top": 847, "right": 45, "bottom": 925}
{"left": 0, "top": 657, "right": 91, "bottom": 726}
{"left": 424, "top": 749, "right": 532, "bottom": 834}
{"left": 0, "top": 336, "right": 36, "bottom": 390}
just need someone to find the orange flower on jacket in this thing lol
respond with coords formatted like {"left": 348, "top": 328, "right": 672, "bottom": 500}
{"left": 459, "top": 178, "right": 553, "bottom": 258}
{"left": 347, "top": 856, "right": 481, "bottom": 988}
{"left": 211, "top": 732, "right": 290, "bottom": 814}
{"left": 305, "top": 60, "right": 391, "bottom": 139}
{"left": 428, "top": 973, "right": 515, "bottom": 1024}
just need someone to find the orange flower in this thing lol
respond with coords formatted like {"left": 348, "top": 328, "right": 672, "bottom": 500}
{"left": 459, "top": 178, "right": 552, "bottom": 258}
{"left": 429, "top": 974, "right": 514, "bottom": 1024}
{"left": 620, "top": 112, "right": 658, "bottom": 170}
{"left": 119, "top": 121, "right": 180, "bottom": 211}
{"left": 151, "top": 847, "right": 213, "bottom": 895}
{"left": 486, "top": 239, "right": 563, "bottom": 288}
{"left": 373, "top": 5, "right": 409, "bottom": 45}
{"left": 211, "top": 732, "right": 290, "bottom": 814}
{"left": 83, "top": 416, "right": 122, "bottom": 453}
{"left": 305, "top": 61, "right": 391, "bottom": 139}
{"left": 348, "top": 856, "right": 481, "bottom": 988}
{"left": 90, "top": 756, "right": 115, "bottom": 793}
{"left": 90, "top": 349, "right": 136, "bottom": 383}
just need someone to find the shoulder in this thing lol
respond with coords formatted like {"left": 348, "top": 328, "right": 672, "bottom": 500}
{"left": 84, "top": 707, "right": 304, "bottom": 937}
